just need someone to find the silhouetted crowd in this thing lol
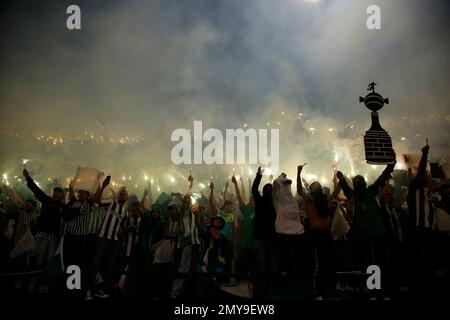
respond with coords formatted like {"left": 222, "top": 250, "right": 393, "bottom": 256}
{"left": 1, "top": 144, "right": 449, "bottom": 301}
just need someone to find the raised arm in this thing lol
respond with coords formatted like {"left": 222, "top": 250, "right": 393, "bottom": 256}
{"left": 23, "top": 169, "right": 52, "bottom": 203}
{"left": 414, "top": 144, "right": 429, "bottom": 186}
{"left": 296, "top": 164, "right": 305, "bottom": 197}
{"left": 223, "top": 180, "right": 230, "bottom": 201}
{"left": 240, "top": 176, "right": 247, "bottom": 204}
{"left": 91, "top": 175, "right": 111, "bottom": 204}
{"left": 251, "top": 167, "right": 263, "bottom": 200}
{"left": 337, "top": 171, "right": 353, "bottom": 200}
{"left": 232, "top": 176, "right": 245, "bottom": 207}
{"left": 208, "top": 181, "right": 219, "bottom": 216}
{"left": 188, "top": 174, "right": 194, "bottom": 194}
{"left": 370, "top": 150, "right": 396, "bottom": 193}
{"left": 327, "top": 171, "right": 342, "bottom": 203}
{"left": 141, "top": 187, "right": 148, "bottom": 206}
{"left": 141, "top": 181, "right": 153, "bottom": 210}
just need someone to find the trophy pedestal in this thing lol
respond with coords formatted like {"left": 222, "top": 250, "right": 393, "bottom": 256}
{"left": 364, "top": 129, "right": 395, "bottom": 164}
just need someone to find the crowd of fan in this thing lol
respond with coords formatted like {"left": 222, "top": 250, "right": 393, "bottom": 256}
{"left": 0, "top": 144, "right": 449, "bottom": 300}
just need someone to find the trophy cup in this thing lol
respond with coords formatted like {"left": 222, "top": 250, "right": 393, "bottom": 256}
{"left": 360, "top": 82, "right": 395, "bottom": 164}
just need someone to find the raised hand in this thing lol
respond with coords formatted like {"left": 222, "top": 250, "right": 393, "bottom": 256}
{"left": 23, "top": 169, "right": 30, "bottom": 179}
{"left": 297, "top": 163, "right": 307, "bottom": 174}
{"left": 102, "top": 175, "right": 111, "bottom": 189}
{"left": 188, "top": 175, "right": 194, "bottom": 187}
{"left": 336, "top": 171, "right": 344, "bottom": 180}
{"left": 231, "top": 176, "right": 238, "bottom": 185}
{"left": 257, "top": 166, "right": 263, "bottom": 176}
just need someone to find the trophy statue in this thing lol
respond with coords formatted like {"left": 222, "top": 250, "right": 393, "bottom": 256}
{"left": 360, "top": 82, "right": 395, "bottom": 164}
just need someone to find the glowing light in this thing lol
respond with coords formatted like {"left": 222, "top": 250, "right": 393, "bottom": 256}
{"left": 2, "top": 173, "right": 9, "bottom": 186}
{"left": 199, "top": 183, "right": 206, "bottom": 189}
{"left": 151, "top": 177, "right": 154, "bottom": 185}
{"left": 265, "top": 168, "right": 272, "bottom": 176}
{"left": 144, "top": 175, "right": 149, "bottom": 181}
{"left": 190, "top": 196, "right": 197, "bottom": 205}
{"left": 401, "top": 137, "right": 406, "bottom": 141}
{"left": 122, "top": 176, "right": 126, "bottom": 181}
{"left": 395, "top": 162, "right": 405, "bottom": 170}
{"left": 334, "top": 151, "right": 339, "bottom": 163}
{"left": 22, "top": 159, "right": 30, "bottom": 165}
{"left": 128, "top": 176, "right": 132, "bottom": 181}
{"left": 305, "top": 174, "right": 317, "bottom": 181}
{"left": 248, "top": 168, "right": 253, "bottom": 175}
{"left": 320, "top": 176, "right": 328, "bottom": 184}
{"left": 157, "top": 185, "right": 161, "bottom": 192}
{"left": 281, "top": 111, "right": 285, "bottom": 115}
{"left": 169, "top": 176, "right": 175, "bottom": 183}
{"left": 244, "top": 123, "right": 248, "bottom": 128}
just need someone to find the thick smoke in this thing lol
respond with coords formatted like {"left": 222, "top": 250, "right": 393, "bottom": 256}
{"left": 0, "top": 0, "right": 449, "bottom": 195}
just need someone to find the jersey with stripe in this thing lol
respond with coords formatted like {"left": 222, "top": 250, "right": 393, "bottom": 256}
{"left": 98, "top": 201, "right": 128, "bottom": 240}
{"left": 65, "top": 200, "right": 90, "bottom": 236}
{"left": 123, "top": 215, "right": 141, "bottom": 257}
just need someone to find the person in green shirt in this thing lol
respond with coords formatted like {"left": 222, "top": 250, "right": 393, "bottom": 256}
{"left": 336, "top": 149, "right": 396, "bottom": 274}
